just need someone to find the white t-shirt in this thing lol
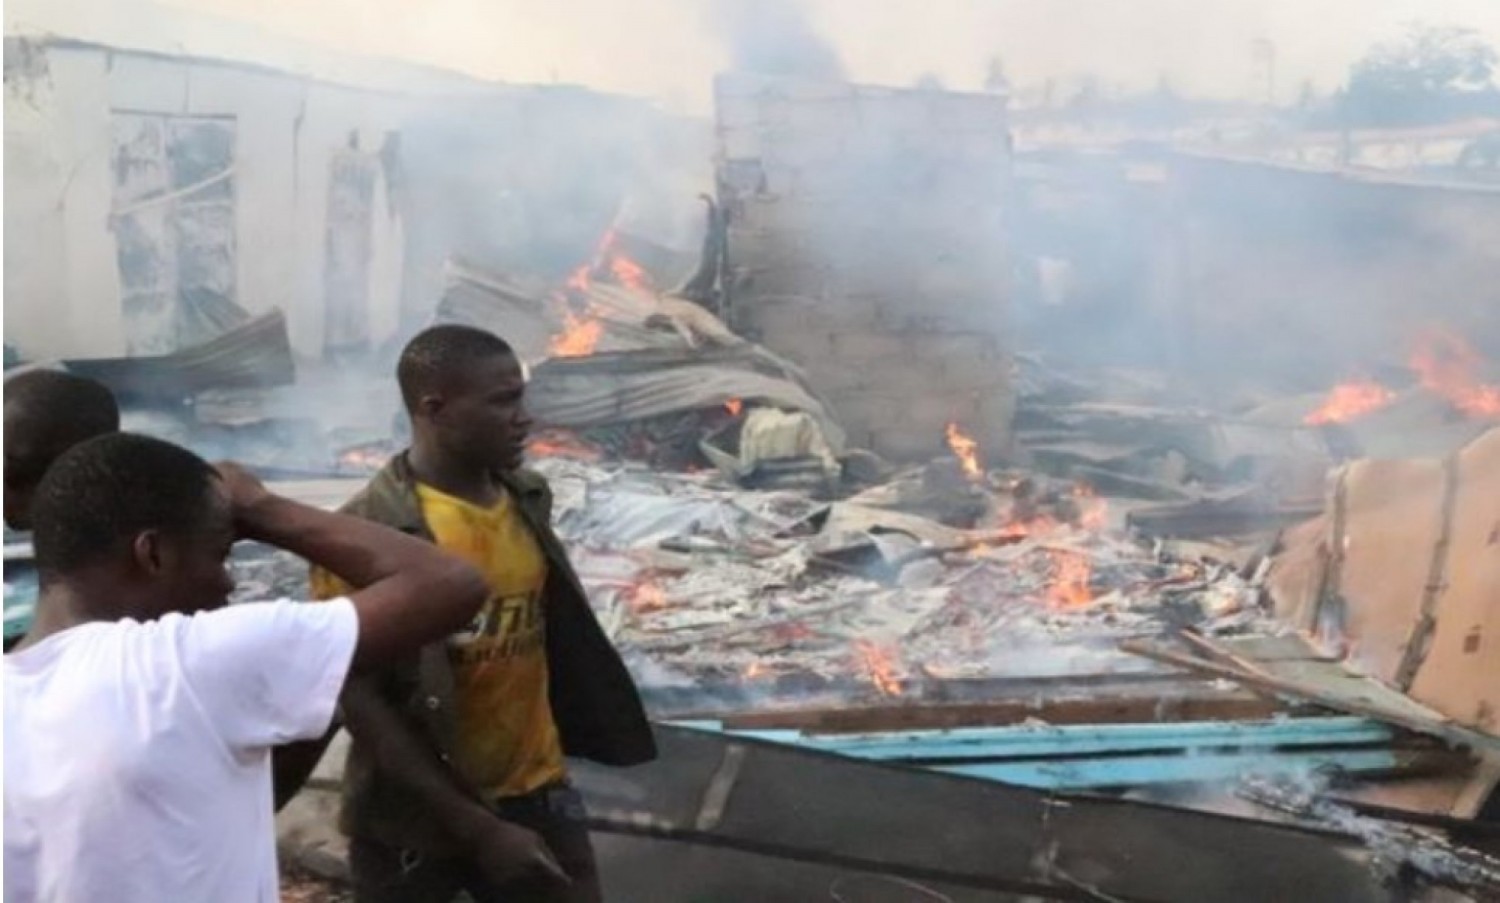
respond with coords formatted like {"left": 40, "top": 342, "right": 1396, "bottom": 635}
{"left": 3, "top": 598, "right": 359, "bottom": 903}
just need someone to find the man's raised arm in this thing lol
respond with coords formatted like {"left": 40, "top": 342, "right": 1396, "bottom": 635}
{"left": 219, "top": 465, "right": 486, "bottom": 667}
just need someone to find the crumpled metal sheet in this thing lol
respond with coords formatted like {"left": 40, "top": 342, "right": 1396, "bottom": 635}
{"left": 527, "top": 348, "right": 845, "bottom": 453}
{"left": 64, "top": 310, "right": 294, "bottom": 405}
{"left": 433, "top": 257, "right": 846, "bottom": 451}
{"left": 575, "top": 723, "right": 1394, "bottom": 902}
{"left": 530, "top": 458, "right": 1276, "bottom": 704}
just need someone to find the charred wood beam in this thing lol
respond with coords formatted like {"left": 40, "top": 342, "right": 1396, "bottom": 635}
{"left": 672, "top": 194, "right": 726, "bottom": 313}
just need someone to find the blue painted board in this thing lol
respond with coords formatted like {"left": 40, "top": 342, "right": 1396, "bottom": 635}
{"left": 671, "top": 718, "right": 1404, "bottom": 789}
{"left": 674, "top": 717, "right": 1393, "bottom": 760}
{"left": 937, "top": 749, "right": 1401, "bottom": 789}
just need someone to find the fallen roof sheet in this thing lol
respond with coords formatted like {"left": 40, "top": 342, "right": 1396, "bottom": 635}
{"left": 63, "top": 310, "right": 295, "bottom": 405}
{"left": 435, "top": 258, "right": 847, "bottom": 449}
{"left": 572, "top": 722, "right": 1404, "bottom": 901}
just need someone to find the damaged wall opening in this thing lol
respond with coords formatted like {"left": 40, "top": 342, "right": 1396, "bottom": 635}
{"left": 322, "top": 145, "right": 379, "bottom": 359}
{"left": 110, "top": 111, "right": 242, "bottom": 356}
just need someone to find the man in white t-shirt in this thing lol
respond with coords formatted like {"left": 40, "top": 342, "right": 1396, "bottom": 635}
{"left": 4, "top": 433, "right": 565, "bottom": 902}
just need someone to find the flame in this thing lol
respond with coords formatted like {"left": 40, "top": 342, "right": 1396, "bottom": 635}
{"left": 547, "top": 225, "right": 658, "bottom": 358}
{"left": 1046, "top": 550, "right": 1093, "bottom": 609}
{"left": 997, "top": 514, "right": 1059, "bottom": 540}
{"left": 527, "top": 430, "right": 603, "bottom": 462}
{"left": 725, "top": 398, "right": 744, "bottom": 417}
{"left": 549, "top": 306, "right": 604, "bottom": 358}
{"left": 608, "top": 254, "right": 652, "bottom": 292}
{"left": 945, "top": 421, "right": 983, "bottom": 481}
{"left": 1304, "top": 378, "right": 1397, "bottom": 426}
{"left": 1409, "top": 328, "right": 1500, "bottom": 419}
{"left": 993, "top": 485, "right": 1104, "bottom": 540}
{"left": 853, "top": 640, "right": 902, "bottom": 697}
{"left": 626, "top": 580, "right": 668, "bottom": 614}
{"left": 565, "top": 263, "right": 591, "bottom": 294}
{"left": 744, "top": 661, "right": 766, "bottom": 680}
{"left": 1073, "top": 483, "right": 1108, "bottom": 531}
{"left": 596, "top": 229, "right": 654, "bottom": 293}
{"left": 567, "top": 227, "right": 654, "bottom": 294}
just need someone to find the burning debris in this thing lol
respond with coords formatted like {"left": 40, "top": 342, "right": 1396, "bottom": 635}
{"left": 1303, "top": 327, "right": 1500, "bottom": 428}
{"left": 1304, "top": 378, "right": 1397, "bottom": 426}
{"left": 549, "top": 306, "right": 605, "bottom": 359}
{"left": 944, "top": 421, "right": 984, "bottom": 482}
{"left": 525, "top": 450, "right": 1272, "bottom": 709}
{"left": 547, "top": 227, "right": 658, "bottom": 359}
{"left": 428, "top": 235, "right": 848, "bottom": 491}
{"left": 1410, "top": 327, "right": 1500, "bottom": 419}
{"left": 9, "top": 13, "right": 1500, "bottom": 901}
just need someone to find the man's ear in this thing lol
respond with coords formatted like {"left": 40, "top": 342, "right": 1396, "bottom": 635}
{"left": 131, "top": 529, "right": 167, "bottom": 575}
{"left": 417, "top": 393, "right": 445, "bottom": 419}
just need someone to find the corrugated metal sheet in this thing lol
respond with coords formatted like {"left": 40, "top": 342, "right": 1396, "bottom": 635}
{"left": 63, "top": 310, "right": 295, "bottom": 405}
{"left": 575, "top": 723, "right": 1395, "bottom": 902}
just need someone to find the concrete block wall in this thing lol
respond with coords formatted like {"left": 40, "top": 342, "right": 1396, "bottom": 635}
{"left": 714, "top": 74, "right": 1014, "bottom": 461}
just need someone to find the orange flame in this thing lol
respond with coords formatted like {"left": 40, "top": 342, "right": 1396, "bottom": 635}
{"left": 1073, "top": 483, "right": 1108, "bottom": 531}
{"left": 1046, "top": 550, "right": 1093, "bottom": 609}
{"left": 853, "top": 640, "right": 902, "bottom": 697}
{"left": 564, "top": 258, "right": 592, "bottom": 294}
{"left": 1304, "top": 378, "right": 1397, "bottom": 426}
{"left": 527, "top": 430, "right": 603, "bottom": 462}
{"left": 1409, "top": 328, "right": 1500, "bottom": 419}
{"left": 997, "top": 514, "right": 1058, "bottom": 540}
{"left": 578, "top": 227, "right": 654, "bottom": 293}
{"left": 608, "top": 254, "right": 652, "bottom": 292}
{"left": 725, "top": 398, "right": 744, "bottom": 417}
{"left": 626, "top": 580, "right": 668, "bottom": 614}
{"left": 744, "top": 661, "right": 766, "bottom": 680}
{"left": 945, "top": 421, "right": 983, "bottom": 481}
{"left": 549, "top": 306, "right": 603, "bottom": 358}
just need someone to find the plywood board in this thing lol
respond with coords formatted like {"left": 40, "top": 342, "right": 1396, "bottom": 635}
{"left": 1409, "top": 428, "right": 1500, "bottom": 732}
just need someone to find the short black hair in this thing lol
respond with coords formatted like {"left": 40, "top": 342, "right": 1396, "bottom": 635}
{"left": 31, "top": 434, "right": 220, "bottom": 581}
{"left": 4, "top": 370, "right": 120, "bottom": 475}
{"left": 396, "top": 325, "right": 515, "bottom": 411}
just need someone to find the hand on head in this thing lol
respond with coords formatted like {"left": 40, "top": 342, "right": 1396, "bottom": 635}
{"left": 212, "top": 462, "right": 272, "bottom": 536}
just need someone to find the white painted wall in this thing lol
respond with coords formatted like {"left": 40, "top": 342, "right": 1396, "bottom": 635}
{"left": 3, "top": 40, "right": 414, "bottom": 361}
{"left": 5, "top": 48, "right": 122, "bottom": 358}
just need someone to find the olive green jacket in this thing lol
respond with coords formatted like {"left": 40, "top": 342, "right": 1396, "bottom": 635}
{"left": 336, "top": 453, "right": 655, "bottom": 852}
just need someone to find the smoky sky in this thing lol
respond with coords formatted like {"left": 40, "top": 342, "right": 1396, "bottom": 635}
{"left": 17, "top": 0, "right": 1500, "bottom": 111}
{"left": 706, "top": 0, "right": 844, "bottom": 79}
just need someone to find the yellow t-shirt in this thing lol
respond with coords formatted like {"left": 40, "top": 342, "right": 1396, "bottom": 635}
{"left": 311, "top": 483, "right": 567, "bottom": 800}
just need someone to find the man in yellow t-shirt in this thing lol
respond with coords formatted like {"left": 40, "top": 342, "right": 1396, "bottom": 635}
{"left": 314, "top": 484, "right": 566, "bottom": 804}
{"left": 306, "top": 325, "right": 654, "bottom": 903}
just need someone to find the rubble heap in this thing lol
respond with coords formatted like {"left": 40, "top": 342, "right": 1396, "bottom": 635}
{"left": 539, "top": 456, "right": 1274, "bottom": 709}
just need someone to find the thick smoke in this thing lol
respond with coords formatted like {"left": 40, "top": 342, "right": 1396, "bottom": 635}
{"left": 708, "top": 0, "right": 844, "bottom": 80}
